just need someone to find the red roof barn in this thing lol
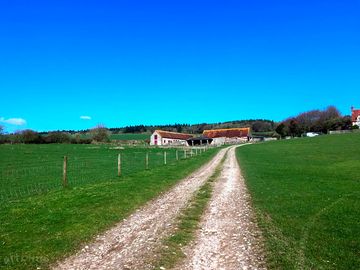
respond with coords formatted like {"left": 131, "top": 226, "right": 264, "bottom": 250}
{"left": 203, "top": 128, "right": 250, "bottom": 138}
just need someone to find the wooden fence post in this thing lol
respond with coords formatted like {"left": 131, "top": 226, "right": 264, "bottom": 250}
{"left": 63, "top": 156, "right": 68, "bottom": 187}
{"left": 195, "top": 148, "right": 198, "bottom": 155}
{"left": 184, "top": 149, "right": 187, "bottom": 159}
{"left": 190, "top": 149, "right": 193, "bottom": 157}
{"left": 118, "top": 153, "right": 121, "bottom": 176}
{"left": 164, "top": 151, "right": 167, "bottom": 165}
{"left": 176, "top": 150, "right": 179, "bottom": 161}
{"left": 146, "top": 152, "right": 149, "bottom": 169}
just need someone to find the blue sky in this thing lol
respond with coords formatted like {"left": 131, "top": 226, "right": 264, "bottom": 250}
{"left": 0, "top": 0, "right": 359, "bottom": 132}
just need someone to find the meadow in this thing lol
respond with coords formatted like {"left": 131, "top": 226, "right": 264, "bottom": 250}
{"left": 0, "top": 144, "right": 218, "bottom": 270}
{"left": 0, "top": 144, "right": 199, "bottom": 201}
{"left": 110, "top": 133, "right": 150, "bottom": 140}
{"left": 236, "top": 134, "right": 360, "bottom": 269}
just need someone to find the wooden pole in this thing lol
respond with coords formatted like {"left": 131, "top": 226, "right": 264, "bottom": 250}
{"left": 63, "top": 156, "right": 68, "bottom": 187}
{"left": 190, "top": 149, "right": 193, "bottom": 157}
{"left": 145, "top": 152, "right": 149, "bottom": 170}
{"left": 118, "top": 153, "right": 121, "bottom": 176}
{"left": 164, "top": 151, "right": 167, "bottom": 165}
{"left": 184, "top": 149, "right": 187, "bottom": 159}
{"left": 176, "top": 150, "right": 179, "bottom": 161}
{"left": 195, "top": 148, "right": 198, "bottom": 155}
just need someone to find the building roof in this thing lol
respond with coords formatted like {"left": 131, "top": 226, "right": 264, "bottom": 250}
{"left": 203, "top": 128, "right": 250, "bottom": 138}
{"left": 187, "top": 136, "right": 212, "bottom": 141}
{"left": 352, "top": 108, "right": 360, "bottom": 122}
{"left": 154, "top": 130, "right": 194, "bottom": 140}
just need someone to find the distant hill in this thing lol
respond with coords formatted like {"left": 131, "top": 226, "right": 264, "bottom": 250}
{"left": 109, "top": 119, "right": 276, "bottom": 134}
{"left": 35, "top": 119, "right": 276, "bottom": 138}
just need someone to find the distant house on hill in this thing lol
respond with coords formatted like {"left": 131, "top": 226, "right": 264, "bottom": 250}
{"left": 150, "top": 130, "right": 193, "bottom": 146}
{"left": 202, "top": 128, "right": 251, "bottom": 145}
{"left": 351, "top": 107, "right": 360, "bottom": 126}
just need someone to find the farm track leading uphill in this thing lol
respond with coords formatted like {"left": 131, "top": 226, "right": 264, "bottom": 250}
{"left": 53, "top": 147, "right": 228, "bottom": 270}
{"left": 176, "top": 146, "right": 266, "bottom": 270}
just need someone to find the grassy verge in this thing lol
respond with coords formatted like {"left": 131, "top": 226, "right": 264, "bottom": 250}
{"left": 0, "top": 148, "right": 219, "bottom": 270}
{"left": 152, "top": 155, "right": 225, "bottom": 270}
{"left": 236, "top": 134, "right": 360, "bottom": 269}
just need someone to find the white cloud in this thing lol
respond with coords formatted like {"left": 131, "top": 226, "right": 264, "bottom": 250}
{"left": 80, "top": 116, "right": 92, "bottom": 120}
{"left": 0, "top": 117, "right": 27, "bottom": 126}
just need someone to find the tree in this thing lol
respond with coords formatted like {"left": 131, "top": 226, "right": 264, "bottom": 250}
{"left": 252, "top": 121, "right": 273, "bottom": 132}
{"left": 296, "top": 110, "right": 322, "bottom": 133}
{"left": 275, "top": 123, "right": 287, "bottom": 138}
{"left": 90, "top": 125, "right": 110, "bottom": 142}
{"left": 321, "top": 106, "right": 341, "bottom": 120}
{"left": 176, "top": 124, "right": 183, "bottom": 133}
{"left": 289, "top": 119, "right": 300, "bottom": 137}
{"left": 315, "top": 106, "right": 342, "bottom": 133}
{"left": 16, "top": 129, "right": 42, "bottom": 144}
{"left": 44, "top": 132, "right": 71, "bottom": 143}
{"left": 0, "top": 125, "right": 3, "bottom": 135}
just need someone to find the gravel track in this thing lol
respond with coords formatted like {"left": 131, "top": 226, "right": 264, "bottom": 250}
{"left": 52, "top": 148, "right": 228, "bottom": 270}
{"left": 176, "top": 146, "right": 266, "bottom": 270}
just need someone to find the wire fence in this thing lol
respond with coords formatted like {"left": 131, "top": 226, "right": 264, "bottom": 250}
{"left": 0, "top": 146, "right": 210, "bottom": 203}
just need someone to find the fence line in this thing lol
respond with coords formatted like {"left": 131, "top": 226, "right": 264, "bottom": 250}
{"left": 0, "top": 147, "right": 209, "bottom": 203}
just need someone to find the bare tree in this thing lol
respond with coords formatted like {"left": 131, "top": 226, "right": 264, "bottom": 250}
{"left": 296, "top": 110, "right": 322, "bottom": 133}
{"left": 90, "top": 124, "right": 110, "bottom": 142}
{"left": 320, "top": 106, "right": 341, "bottom": 121}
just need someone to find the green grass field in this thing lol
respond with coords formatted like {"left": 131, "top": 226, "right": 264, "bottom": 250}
{"left": 236, "top": 134, "right": 360, "bottom": 269}
{"left": 0, "top": 144, "right": 198, "bottom": 201}
{"left": 110, "top": 133, "right": 150, "bottom": 140}
{"left": 0, "top": 145, "right": 218, "bottom": 270}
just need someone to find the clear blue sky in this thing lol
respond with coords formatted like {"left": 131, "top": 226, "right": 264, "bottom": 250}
{"left": 1, "top": 0, "right": 359, "bottom": 132}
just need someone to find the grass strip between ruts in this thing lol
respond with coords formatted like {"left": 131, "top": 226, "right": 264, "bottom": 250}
{"left": 151, "top": 154, "right": 226, "bottom": 270}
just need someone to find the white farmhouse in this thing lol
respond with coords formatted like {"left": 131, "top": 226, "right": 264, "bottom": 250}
{"left": 150, "top": 130, "right": 193, "bottom": 146}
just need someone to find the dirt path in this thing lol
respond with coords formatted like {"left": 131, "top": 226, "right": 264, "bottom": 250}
{"left": 176, "top": 146, "right": 266, "bottom": 270}
{"left": 53, "top": 148, "right": 228, "bottom": 270}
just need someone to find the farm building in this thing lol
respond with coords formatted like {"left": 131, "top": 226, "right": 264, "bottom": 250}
{"left": 150, "top": 130, "right": 193, "bottom": 146}
{"left": 351, "top": 106, "right": 360, "bottom": 126}
{"left": 186, "top": 136, "right": 213, "bottom": 146}
{"left": 203, "top": 128, "right": 251, "bottom": 145}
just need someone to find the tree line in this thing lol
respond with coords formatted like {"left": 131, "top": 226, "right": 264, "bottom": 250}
{"left": 0, "top": 125, "right": 109, "bottom": 144}
{"left": 0, "top": 119, "right": 276, "bottom": 144}
{"left": 116, "top": 119, "right": 276, "bottom": 134}
{"left": 275, "top": 106, "right": 355, "bottom": 138}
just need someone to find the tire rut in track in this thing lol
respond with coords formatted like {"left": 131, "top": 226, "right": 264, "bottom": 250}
{"left": 176, "top": 146, "right": 266, "bottom": 270}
